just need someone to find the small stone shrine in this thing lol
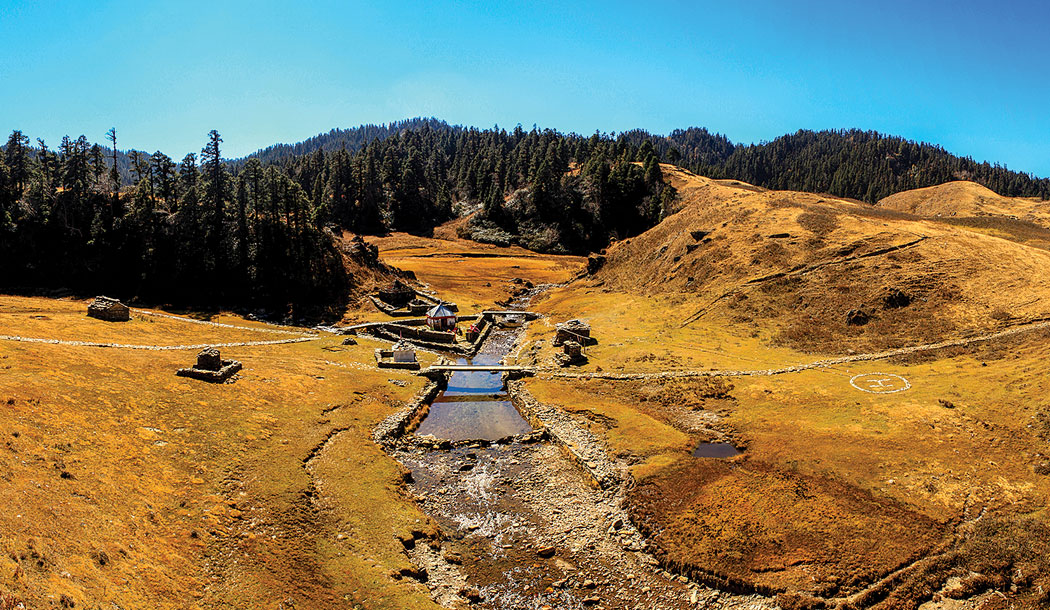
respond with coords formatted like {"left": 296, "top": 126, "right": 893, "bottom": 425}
{"left": 176, "top": 347, "right": 243, "bottom": 383}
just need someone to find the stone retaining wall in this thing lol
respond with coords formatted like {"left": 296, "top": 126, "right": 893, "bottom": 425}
{"left": 372, "top": 380, "right": 444, "bottom": 446}
{"left": 508, "top": 380, "right": 619, "bottom": 490}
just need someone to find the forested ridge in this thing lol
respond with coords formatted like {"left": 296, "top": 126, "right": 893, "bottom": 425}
{"left": 0, "top": 124, "right": 675, "bottom": 316}
{"left": 240, "top": 120, "right": 1050, "bottom": 203}
{"left": 2, "top": 119, "right": 1047, "bottom": 316}
{"left": 0, "top": 130, "right": 350, "bottom": 319}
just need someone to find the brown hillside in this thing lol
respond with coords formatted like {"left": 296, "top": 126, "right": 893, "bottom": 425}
{"left": 878, "top": 180, "right": 1050, "bottom": 228}
{"left": 592, "top": 166, "right": 1050, "bottom": 353}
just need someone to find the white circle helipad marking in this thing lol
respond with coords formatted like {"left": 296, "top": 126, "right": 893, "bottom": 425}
{"left": 849, "top": 372, "right": 911, "bottom": 394}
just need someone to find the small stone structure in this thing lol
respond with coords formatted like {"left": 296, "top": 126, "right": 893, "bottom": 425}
{"left": 392, "top": 340, "right": 417, "bottom": 364}
{"left": 553, "top": 319, "right": 595, "bottom": 346}
{"left": 554, "top": 340, "right": 587, "bottom": 367}
{"left": 176, "top": 347, "right": 242, "bottom": 383}
{"left": 378, "top": 280, "right": 416, "bottom": 307}
{"left": 375, "top": 341, "right": 421, "bottom": 370}
{"left": 87, "top": 296, "right": 130, "bottom": 322}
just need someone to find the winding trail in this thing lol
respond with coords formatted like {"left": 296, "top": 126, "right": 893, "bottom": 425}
{"left": 0, "top": 307, "right": 323, "bottom": 350}
{"left": 540, "top": 317, "right": 1050, "bottom": 380}
{"left": 0, "top": 334, "right": 321, "bottom": 350}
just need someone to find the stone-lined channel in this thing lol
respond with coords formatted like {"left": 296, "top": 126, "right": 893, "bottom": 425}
{"left": 378, "top": 297, "right": 775, "bottom": 610}
{"left": 413, "top": 328, "right": 532, "bottom": 442}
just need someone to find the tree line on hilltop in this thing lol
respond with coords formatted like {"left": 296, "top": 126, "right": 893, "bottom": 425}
{"left": 0, "top": 129, "right": 348, "bottom": 319}
{"left": 1, "top": 119, "right": 1047, "bottom": 316}
{"left": 0, "top": 124, "right": 675, "bottom": 316}
{"left": 243, "top": 120, "right": 1050, "bottom": 203}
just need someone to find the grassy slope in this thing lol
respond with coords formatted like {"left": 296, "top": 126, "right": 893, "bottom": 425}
{"left": 0, "top": 233, "right": 583, "bottom": 609}
{"left": 0, "top": 300, "right": 445, "bottom": 609}
{"left": 519, "top": 167, "right": 1050, "bottom": 601}
{"left": 878, "top": 180, "right": 1050, "bottom": 226}
{"left": 367, "top": 232, "right": 586, "bottom": 313}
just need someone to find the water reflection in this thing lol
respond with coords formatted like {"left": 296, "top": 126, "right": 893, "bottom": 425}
{"left": 692, "top": 442, "right": 741, "bottom": 458}
{"left": 416, "top": 327, "right": 533, "bottom": 441}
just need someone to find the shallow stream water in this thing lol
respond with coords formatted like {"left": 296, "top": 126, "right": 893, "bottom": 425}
{"left": 390, "top": 298, "right": 772, "bottom": 610}
{"left": 413, "top": 326, "right": 532, "bottom": 441}
{"left": 692, "top": 441, "right": 741, "bottom": 458}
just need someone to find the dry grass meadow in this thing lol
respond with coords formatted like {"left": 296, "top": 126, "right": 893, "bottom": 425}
{"left": 4, "top": 168, "right": 1050, "bottom": 608}
{"left": 517, "top": 167, "right": 1050, "bottom": 606}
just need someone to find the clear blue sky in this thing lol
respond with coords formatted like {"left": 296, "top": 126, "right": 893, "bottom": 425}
{"left": 1, "top": 0, "right": 1048, "bottom": 174}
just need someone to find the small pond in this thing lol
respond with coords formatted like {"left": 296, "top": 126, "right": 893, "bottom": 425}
{"left": 692, "top": 442, "right": 741, "bottom": 458}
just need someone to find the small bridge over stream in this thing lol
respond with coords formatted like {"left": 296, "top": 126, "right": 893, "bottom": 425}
{"left": 420, "top": 364, "right": 535, "bottom": 379}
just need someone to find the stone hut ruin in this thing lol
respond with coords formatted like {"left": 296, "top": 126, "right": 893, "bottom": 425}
{"left": 426, "top": 303, "right": 457, "bottom": 331}
{"left": 553, "top": 319, "right": 595, "bottom": 347}
{"left": 176, "top": 347, "right": 242, "bottom": 383}
{"left": 87, "top": 296, "right": 130, "bottom": 322}
{"left": 378, "top": 280, "right": 415, "bottom": 307}
{"left": 555, "top": 339, "right": 587, "bottom": 367}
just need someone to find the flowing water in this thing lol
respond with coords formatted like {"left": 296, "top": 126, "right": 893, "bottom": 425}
{"left": 390, "top": 297, "right": 772, "bottom": 609}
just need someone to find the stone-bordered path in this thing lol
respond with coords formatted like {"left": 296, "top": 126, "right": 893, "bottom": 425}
{"left": 539, "top": 318, "right": 1050, "bottom": 381}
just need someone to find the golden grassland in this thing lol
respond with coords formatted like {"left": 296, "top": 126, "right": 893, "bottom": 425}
{"left": 517, "top": 167, "right": 1050, "bottom": 602}
{"left": 878, "top": 180, "right": 1050, "bottom": 229}
{"left": 367, "top": 232, "right": 586, "bottom": 314}
{"left": 0, "top": 305, "right": 449, "bottom": 609}
{"left": 0, "top": 234, "right": 584, "bottom": 609}
{"left": 5, "top": 169, "right": 1050, "bottom": 607}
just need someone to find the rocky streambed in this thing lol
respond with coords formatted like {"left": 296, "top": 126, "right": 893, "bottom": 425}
{"left": 375, "top": 304, "right": 776, "bottom": 610}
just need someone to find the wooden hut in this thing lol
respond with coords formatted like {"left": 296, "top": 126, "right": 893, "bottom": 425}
{"left": 426, "top": 303, "right": 457, "bottom": 331}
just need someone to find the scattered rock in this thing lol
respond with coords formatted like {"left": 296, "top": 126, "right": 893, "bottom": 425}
{"left": 341, "top": 336, "right": 357, "bottom": 346}
{"left": 536, "top": 545, "right": 556, "bottom": 558}
{"left": 883, "top": 288, "right": 912, "bottom": 309}
{"left": 938, "top": 398, "right": 956, "bottom": 409}
{"left": 845, "top": 309, "right": 870, "bottom": 326}
{"left": 1035, "top": 461, "right": 1050, "bottom": 475}
{"left": 91, "top": 550, "right": 109, "bottom": 567}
